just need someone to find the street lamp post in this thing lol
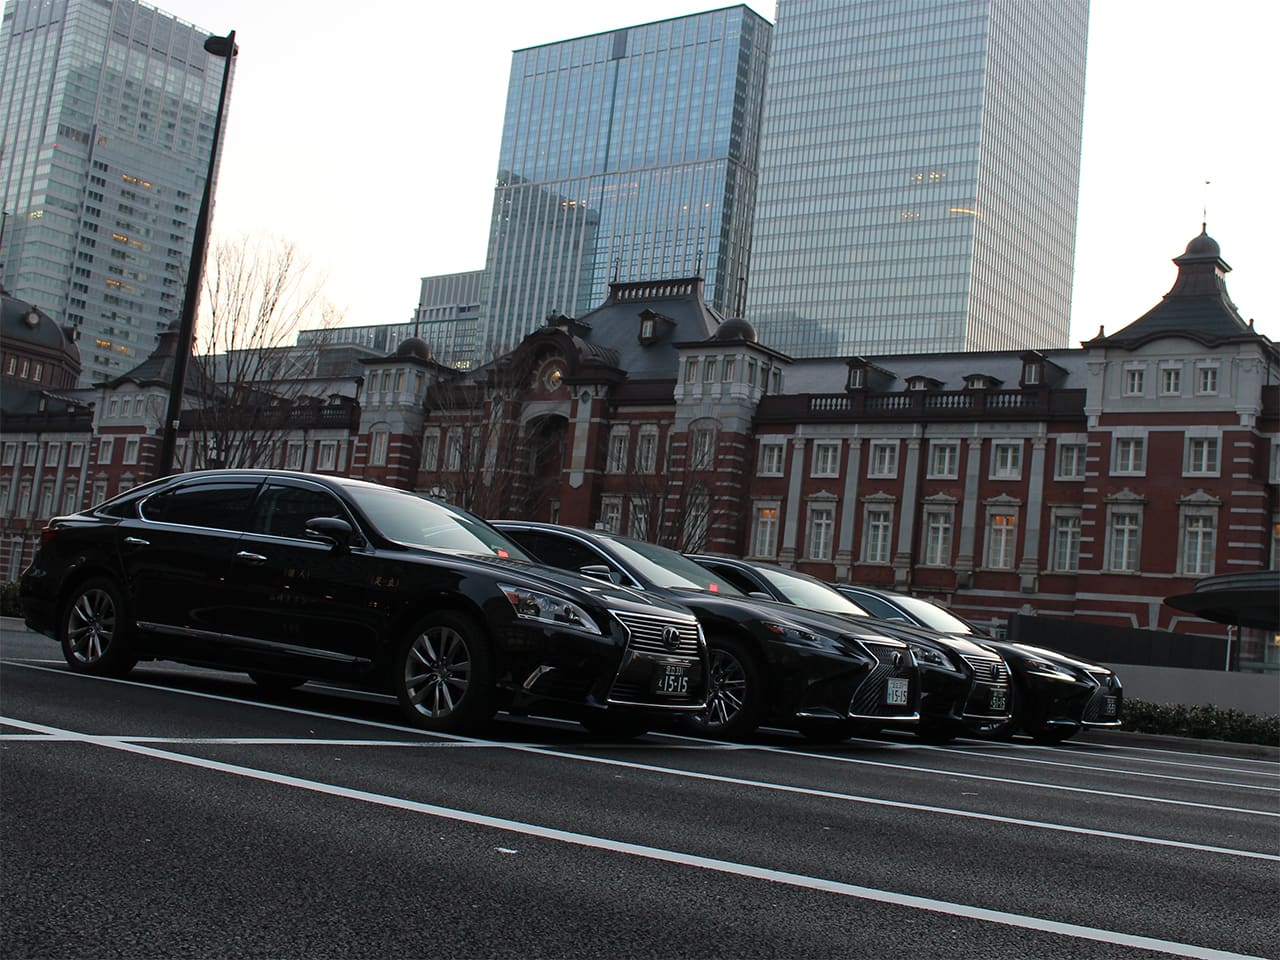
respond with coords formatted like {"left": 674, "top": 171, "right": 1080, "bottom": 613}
{"left": 156, "top": 30, "right": 237, "bottom": 479}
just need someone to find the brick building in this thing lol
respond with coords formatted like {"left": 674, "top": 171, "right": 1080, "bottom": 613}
{"left": 2, "top": 229, "right": 1277, "bottom": 666}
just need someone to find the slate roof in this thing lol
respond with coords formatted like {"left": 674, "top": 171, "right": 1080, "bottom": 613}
{"left": 1084, "top": 228, "right": 1261, "bottom": 349}
{"left": 0, "top": 291, "right": 79, "bottom": 360}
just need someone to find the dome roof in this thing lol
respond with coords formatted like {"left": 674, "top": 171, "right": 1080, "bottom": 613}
{"left": 712, "top": 317, "right": 758, "bottom": 343}
{"left": 1181, "top": 228, "right": 1220, "bottom": 259}
{"left": 1, "top": 291, "right": 79, "bottom": 360}
{"left": 395, "top": 336, "right": 431, "bottom": 360}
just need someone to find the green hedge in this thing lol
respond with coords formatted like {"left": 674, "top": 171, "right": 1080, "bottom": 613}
{"left": 0, "top": 580, "right": 19, "bottom": 618}
{"left": 1122, "top": 698, "right": 1279, "bottom": 746}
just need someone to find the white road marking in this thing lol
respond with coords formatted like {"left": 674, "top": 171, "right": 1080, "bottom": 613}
{"left": 1, "top": 714, "right": 1267, "bottom": 960}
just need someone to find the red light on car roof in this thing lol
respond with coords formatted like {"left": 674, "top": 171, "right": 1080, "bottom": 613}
{"left": 709, "top": 582, "right": 718, "bottom": 592}
{"left": 496, "top": 549, "right": 509, "bottom": 558}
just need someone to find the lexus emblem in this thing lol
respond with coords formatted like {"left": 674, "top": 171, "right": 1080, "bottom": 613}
{"left": 661, "top": 626, "right": 681, "bottom": 651}
{"left": 891, "top": 651, "right": 904, "bottom": 669}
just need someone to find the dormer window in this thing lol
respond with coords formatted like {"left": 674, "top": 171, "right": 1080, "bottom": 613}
{"left": 639, "top": 317, "right": 655, "bottom": 342}
{"left": 964, "top": 375, "right": 992, "bottom": 390}
{"left": 908, "top": 376, "right": 941, "bottom": 391}
{"left": 1022, "top": 361, "right": 1041, "bottom": 385}
{"left": 847, "top": 366, "right": 866, "bottom": 390}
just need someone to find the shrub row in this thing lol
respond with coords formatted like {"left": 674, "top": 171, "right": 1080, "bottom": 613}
{"left": 0, "top": 580, "right": 19, "bottom": 618}
{"left": 1122, "top": 698, "right": 1279, "bottom": 746}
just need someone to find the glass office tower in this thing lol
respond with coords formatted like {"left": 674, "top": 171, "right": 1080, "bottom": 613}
{"left": 0, "top": 0, "right": 232, "bottom": 385}
{"left": 477, "top": 6, "right": 771, "bottom": 361}
{"left": 746, "top": 0, "right": 1088, "bottom": 358}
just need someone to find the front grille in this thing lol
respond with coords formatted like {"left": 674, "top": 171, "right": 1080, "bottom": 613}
{"left": 1082, "top": 684, "right": 1123, "bottom": 724}
{"left": 848, "top": 640, "right": 916, "bottom": 718}
{"left": 961, "top": 654, "right": 1006, "bottom": 683}
{"left": 612, "top": 610, "right": 701, "bottom": 658}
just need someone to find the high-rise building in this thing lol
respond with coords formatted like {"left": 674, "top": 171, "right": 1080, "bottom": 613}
{"left": 475, "top": 5, "right": 771, "bottom": 361}
{"left": 0, "top": 0, "right": 233, "bottom": 385}
{"left": 746, "top": 0, "right": 1089, "bottom": 358}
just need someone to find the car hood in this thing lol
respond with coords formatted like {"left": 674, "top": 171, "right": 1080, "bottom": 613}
{"left": 661, "top": 588, "right": 900, "bottom": 643}
{"left": 982, "top": 639, "right": 1112, "bottom": 675}
{"left": 430, "top": 550, "right": 699, "bottom": 622}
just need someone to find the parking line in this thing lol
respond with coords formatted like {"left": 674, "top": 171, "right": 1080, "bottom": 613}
{"left": 1, "top": 714, "right": 1266, "bottom": 960}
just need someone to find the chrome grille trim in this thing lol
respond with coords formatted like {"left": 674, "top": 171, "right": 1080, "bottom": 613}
{"left": 611, "top": 609, "right": 702, "bottom": 659}
{"left": 960, "top": 654, "right": 1007, "bottom": 683}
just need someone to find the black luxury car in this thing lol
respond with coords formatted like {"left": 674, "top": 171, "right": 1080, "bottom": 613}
{"left": 833, "top": 584, "right": 1123, "bottom": 744}
{"left": 687, "top": 555, "right": 1012, "bottom": 742}
{"left": 19, "top": 470, "right": 710, "bottom": 735}
{"left": 491, "top": 521, "right": 920, "bottom": 742}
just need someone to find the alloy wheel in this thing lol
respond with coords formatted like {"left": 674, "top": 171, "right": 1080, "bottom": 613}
{"left": 65, "top": 587, "right": 117, "bottom": 665}
{"left": 699, "top": 647, "right": 748, "bottom": 729}
{"left": 403, "top": 624, "right": 472, "bottom": 718}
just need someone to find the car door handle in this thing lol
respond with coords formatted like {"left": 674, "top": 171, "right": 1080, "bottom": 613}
{"left": 123, "top": 537, "right": 150, "bottom": 547}
{"left": 235, "top": 551, "right": 268, "bottom": 564}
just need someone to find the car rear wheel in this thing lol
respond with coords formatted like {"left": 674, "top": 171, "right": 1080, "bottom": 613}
{"left": 59, "top": 577, "right": 137, "bottom": 677}
{"left": 393, "top": 611, "right": 496, "bottom": 733}
{"left": 684, "top": 635, "right": 765, "bottom": 741}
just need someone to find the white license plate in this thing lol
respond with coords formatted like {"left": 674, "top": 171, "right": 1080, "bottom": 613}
{"left": 886, "top": 677, "right": 909, "bottom": 706}
{"left": 653, "top": 663, "right": 690, "bottom": 696}
{"left": 989, "top": 687, "right": 1008, "bottom": 710}
{"left": 1103, "top": 696, "right": 1119, "bottom": 717}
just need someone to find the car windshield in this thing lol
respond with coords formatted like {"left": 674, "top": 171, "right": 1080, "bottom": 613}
{"left": 892, "top": 594, "right": 975, "bottom": 634}
{"left": 603, "top": 535, "right": 746, "bottom": 595}
{"left": 758, "top": 567, "right": 870, "bottom": 616}
{"left": 347, "top": 486, "right": 534, "bottom": 560}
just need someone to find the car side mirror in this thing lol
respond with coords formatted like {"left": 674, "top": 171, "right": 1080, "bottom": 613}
{"left": 305, "top": 516, "right": 353, "bottom": 552}
{"left": 579, "top": 563, "right": 622, "bottom": 585}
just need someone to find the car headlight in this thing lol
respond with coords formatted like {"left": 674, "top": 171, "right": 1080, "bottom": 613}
{"left": 499, "top": 584, "right": 602, "bottom": 635}
{"left": 762, "top": 622, "right": 832, "bottom": 649}
{"left": 910, "top": 642, "right": 961, "bottom": 673}
{"left": 1017, "top": 656, "right": 1079, "bottom": 682}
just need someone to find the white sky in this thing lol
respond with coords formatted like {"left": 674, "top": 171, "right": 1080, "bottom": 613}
{"left": 151, "top": 0, "right": 1276, "bottom": 344}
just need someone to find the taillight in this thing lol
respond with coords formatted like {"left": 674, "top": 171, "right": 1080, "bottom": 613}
{"left": 39, "top": 524, "right": 58, "bottom": 545}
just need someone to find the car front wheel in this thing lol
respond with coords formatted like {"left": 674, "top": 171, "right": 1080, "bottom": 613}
{"left": 684, "top": 635, "right": 765, "bottom": 741}
{"left": 59, "top": 577, "right": 137, "bottom": 678}
{"left": 393, "top": 611, "right": 496, "bottom": 733}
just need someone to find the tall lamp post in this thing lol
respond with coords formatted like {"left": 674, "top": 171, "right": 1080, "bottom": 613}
{"left": 156, "top": 30, "right": 237, "bottom": 478}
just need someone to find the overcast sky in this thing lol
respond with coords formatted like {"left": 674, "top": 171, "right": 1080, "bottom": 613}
{"left": 151, "top": 0, "right": 1276, "bottom": 344}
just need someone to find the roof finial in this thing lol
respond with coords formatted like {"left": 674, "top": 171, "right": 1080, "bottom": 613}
{"left": 1202, "top": 179, "right": 1210, "bottom": 233}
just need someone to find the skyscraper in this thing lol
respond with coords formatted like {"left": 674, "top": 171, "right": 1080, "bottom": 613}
{"left": 0, "top": 0, "right": 232, "bottom": 385}
{"left": 746, "top": 0, "right": 1089, "bottom": 358}
{"left": 476, "top": 5, "right": 771, "bottom": 361}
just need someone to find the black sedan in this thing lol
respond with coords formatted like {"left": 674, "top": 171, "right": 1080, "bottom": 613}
{"left": 833, "top": 584, "right": 1123, "bottom": 744}
{"left": 687, "top": 555, "right": 1012, "bottom": 742}
{"left": 492, "top": 521, "right": 920, "bottom": 742}
{"left": 19, "top": 470, "right": 709, "bottom": 735}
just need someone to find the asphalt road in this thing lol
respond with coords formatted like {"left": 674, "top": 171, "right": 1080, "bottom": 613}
{"left": 3, "top": 624, "right": 1277, "bottom": 960}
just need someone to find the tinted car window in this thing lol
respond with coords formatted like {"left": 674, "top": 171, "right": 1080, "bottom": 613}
{"left": 759, "top": 568, "right": 869, "bottom": 616}
{"left": 139, "top": 480, "right": 260, "bottom": 530}
{"left": 702, "top": 563, "right": 758, "bottom": 595}
{"left": 252, "top": 484, "right": 348, "bottom": 540}
{"left": 513, "top": 531, "right": 612, "bottom": 575}
{"left": 345, "top": 486, "right": 532, "bottom": 560}
{"left": 846, "top": 591, "right": 908, "bottom": 622}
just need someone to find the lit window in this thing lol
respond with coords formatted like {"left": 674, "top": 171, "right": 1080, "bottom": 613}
{"left": 751, "top": 504, "right": 779, "bottom": 558}
{"left": 986, "top": 513, "right": 1017, "bottom": 569}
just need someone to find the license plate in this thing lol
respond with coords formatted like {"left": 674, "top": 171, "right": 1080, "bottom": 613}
{"left": 886, "top": 677, "right": 909, "bottom": 706}
{"left": 989, "top": 687, "right": 1008, "bottom": 711}
{"left": 1103, "top": 696, "right": 1118, "bottom": 717}
{"left": 653, "top": 663, "right": 690, "bottom": 696}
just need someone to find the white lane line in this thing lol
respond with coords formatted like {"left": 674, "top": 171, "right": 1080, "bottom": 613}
{"left": 4, "top": 709, "right": 1273, "bottom": 862}
{"left": 7, "top": 663, "right": 1277, "bottom": 844}
{"left": 918, "top": 744, "right": 1280, "bottom": 790}
{"left": 1, "top": 715, "right": 1266, "bottom": 960}
{"left": 0, "top": 736, "right": 487, "bottom": 746}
